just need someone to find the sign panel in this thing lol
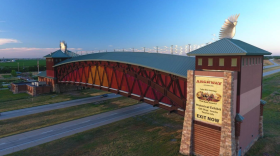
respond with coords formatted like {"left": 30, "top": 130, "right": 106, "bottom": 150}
{"left": 195, "top": 76, "right": 223, "bottom": 125}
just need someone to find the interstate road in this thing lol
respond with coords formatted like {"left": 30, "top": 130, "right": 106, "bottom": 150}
{"left": 0, "top": 93, "right": 121, "bottom": 120}
{"left": 0, "top": 103, "right": 158, "bottom": 156}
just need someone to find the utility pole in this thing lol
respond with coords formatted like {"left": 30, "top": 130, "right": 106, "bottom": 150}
{"left": 123, "top": 48, "right": 124, "bottom": 52}
{"left": 106, "top": 49, "right": 107, "bottom": 52}
{"left": 114, "top": 49, "right": 115, "bottom": 52}
{"left": 37, "top": 60, "right": 39, "bottom": 74}
{"left": 156, "top": 46, "right": 158, "bottom": 53}
{"left": 171, "top": 45, "right": 173, "bottom": 54}
{"left": 144, "top": 47, "right": 145, "bottom": 52}
{"left": 18, "top": 62, "right": 19, "bottom": 72}
{"left": 133, "top": 48, "right": 134, "bottom": 52}
{"left": 188, "top": 44, "right": 191, "bottom": 53}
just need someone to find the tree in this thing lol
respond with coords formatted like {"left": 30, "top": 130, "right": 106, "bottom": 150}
{"left": 11, "top": 70, "right": 16, "bottom": 77}
{"left": 0, "top": 82, "right": 2, "bottom": 88}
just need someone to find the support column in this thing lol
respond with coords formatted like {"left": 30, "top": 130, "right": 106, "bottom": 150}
{"left": 219, "top": 71, "right": 236, "bottom": 155}
{"left": 179, "top": 70, "right": 194, "bottom": 155}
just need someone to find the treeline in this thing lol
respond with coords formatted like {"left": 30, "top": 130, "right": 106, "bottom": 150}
{"left": 0, "top": 65, "right": 46, "bottom": 74}
{"left": 264, "top": 56, "right": 280, "bottom": 60}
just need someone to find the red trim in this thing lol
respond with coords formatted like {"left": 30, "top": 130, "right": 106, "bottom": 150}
{"left": 56, "top": 61, "right": 187, "bottom": 116}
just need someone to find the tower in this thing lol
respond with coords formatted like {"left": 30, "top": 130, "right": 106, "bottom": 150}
{"left": 180, "top": 38, "right": 271, "bottom": 156}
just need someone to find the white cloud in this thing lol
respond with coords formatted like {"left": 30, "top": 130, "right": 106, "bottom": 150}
{"left": 0, "top": 47, "right": 83, "bottom": 58}
{"left": 108, "top": 45, "right": 113, "bottom": 47}
{"left": 0, "top": 38, "right": 20, "bottom": 45}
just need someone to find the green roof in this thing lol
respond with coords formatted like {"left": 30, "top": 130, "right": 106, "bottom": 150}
{"left": 44, "top": 50, "right": 72, "bottom": 58}
{"left": 53, "top": 52, "right": 196, "bottom": 78}
{"left": 37, "top": 71, "right": 56, "bottom": 79}
{"left": 187, "top": 38, "right": 272, "bottom": 56}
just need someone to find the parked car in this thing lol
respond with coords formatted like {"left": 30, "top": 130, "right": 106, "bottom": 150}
{"left": 101, "top": 94, "right": 108, "bottom": 98}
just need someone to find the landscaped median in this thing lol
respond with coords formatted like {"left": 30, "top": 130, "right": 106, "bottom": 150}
{"left": 7, "top": 73, "right": 280, "bottom": 156}
{"left": 0, "top": 97, "right": 139, "bottom": 138}
{"left": 0, "top": 88, "right": 108, "bottom": 112}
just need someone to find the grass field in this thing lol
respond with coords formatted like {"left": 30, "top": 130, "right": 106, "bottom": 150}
{"left": 0, "top": 60, "right": 46, "bottom": 67}
{"left": 0, "top": 89, "right": 31, "bottom": 103}
{"left": 273, "top": 59, "right": 280, "bottom": 64}
{"left": 1, "top": 75, "right": 12, "bottom": 78}
{"left": 0, "top": 97, "right": 139, "bottom": 138}
{"left": 263, "top": 60, "right": 273, "bottom": 66}
{"left": 8, "top": 72, "right": 280, "bottom": 156}
{"left": 0, "top": 89, "right": 107, "bottom": 112}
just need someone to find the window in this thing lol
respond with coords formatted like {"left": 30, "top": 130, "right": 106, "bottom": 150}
{"left": 242, "top": 58, "right": 244, "bottom": 66}
{"left": 198, "top": 58, "right": 202, "bottom": 66}
{"left": 208, "top": 58, "right": 213, "bottom": 66}
{"left": 249, "top": 58, "right": 251, "bottom": 65}
{"left": 219, "top": 58, "right": 224, "bottom": 66}
{"left": 231, "top": 58, "right": 237, "bottom": 67}
{"left": 246, "top": 58, "right": 248, "bottom": 65}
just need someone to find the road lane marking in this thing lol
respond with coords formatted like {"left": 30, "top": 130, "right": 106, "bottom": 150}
{"left": 41, "top": 130, "right": 53, "bottom": 134}
{"left": 81, "top": 120, "right": 91, "bottom": 123}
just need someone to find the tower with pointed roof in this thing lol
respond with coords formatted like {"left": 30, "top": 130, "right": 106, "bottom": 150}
{"left": 180, "top": 38, "right": 271, "bottom": 156}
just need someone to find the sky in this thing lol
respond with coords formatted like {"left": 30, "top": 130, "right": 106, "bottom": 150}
{"left": 0, "top": 0, "right": 279, "bottom": 58}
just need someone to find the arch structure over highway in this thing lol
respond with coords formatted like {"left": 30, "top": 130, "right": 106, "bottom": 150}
{"left": 53, "top": 52, "right": 196, "bottom": 116}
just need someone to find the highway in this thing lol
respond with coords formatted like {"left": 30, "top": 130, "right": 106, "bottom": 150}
{"left": 263, "top": 59, "right": 279, "bottom": 69}
{"left": 0, "top": 93, "right": 121, "bottom": 120}
{"left": 0, "top": 103, "right": 157, "bottom": 156}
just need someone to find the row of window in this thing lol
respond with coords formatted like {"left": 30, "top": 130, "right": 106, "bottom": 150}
{"left": 47, "top": 59, "right": 62, "bottom": 62}
{"left": 242, "top": 57, "right": 262, "bottom": 66}
{"left": 198, "top": 57, "right": 262, "bottom": 67}
{"left": 198, "top": 58, "right": 237, "bottom": 67}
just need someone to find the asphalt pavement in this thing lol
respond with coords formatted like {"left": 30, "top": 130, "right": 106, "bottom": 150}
{"left": 0, "top": 93, "right": 121, "bottom": 120}
{"left": 263, "top": 68, "right": 280, "bottom": 76}
{"left": 263, "top": 59, "right": 279, "bottom": 69}
{"left": 0, "top": 103, "right": 158, "bottom": 156}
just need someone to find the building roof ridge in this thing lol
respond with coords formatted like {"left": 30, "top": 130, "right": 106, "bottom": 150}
{"left": 226, "top": 38, "right": 247, "bottom": 53}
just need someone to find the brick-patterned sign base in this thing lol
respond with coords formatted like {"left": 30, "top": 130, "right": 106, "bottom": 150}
{"left": 180, "top": 71, "right": 236, "bottom": 156}
{"left": 219, "top": 71, "right": 236, "bottom": 155}
{"left": 180, "top": 70, "right": 194, "bottom": 155}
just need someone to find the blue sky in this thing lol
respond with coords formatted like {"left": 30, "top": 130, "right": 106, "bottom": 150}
{"left": 0, "top": 0, "right": 279, "bottom": 58}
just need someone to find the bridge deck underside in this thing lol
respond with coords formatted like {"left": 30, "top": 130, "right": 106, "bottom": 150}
{"left": 56, "top": 61, "right": 187, "bottom": 116}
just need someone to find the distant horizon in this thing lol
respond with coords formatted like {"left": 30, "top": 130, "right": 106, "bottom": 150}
{"left": 0, "top": 0, "right": 279, "bottom": 58}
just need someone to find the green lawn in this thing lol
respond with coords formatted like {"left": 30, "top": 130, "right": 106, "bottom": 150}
{"left": 0, "top": 60, "right": 46, "bottom": 67}
{"left": 2, "top": 75, "right": 12, "bottom": 78}
{"left": 0, "top": 97, "right": 139, "bottom": 138}
{"left": 7, "top": 73, "right": 280, "bottom": 156}
{"left": 0, "top": 89, "right": 108, "bottom": 112}
{"left": 0, "top": 89, "right": 31, "bottom": 103}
